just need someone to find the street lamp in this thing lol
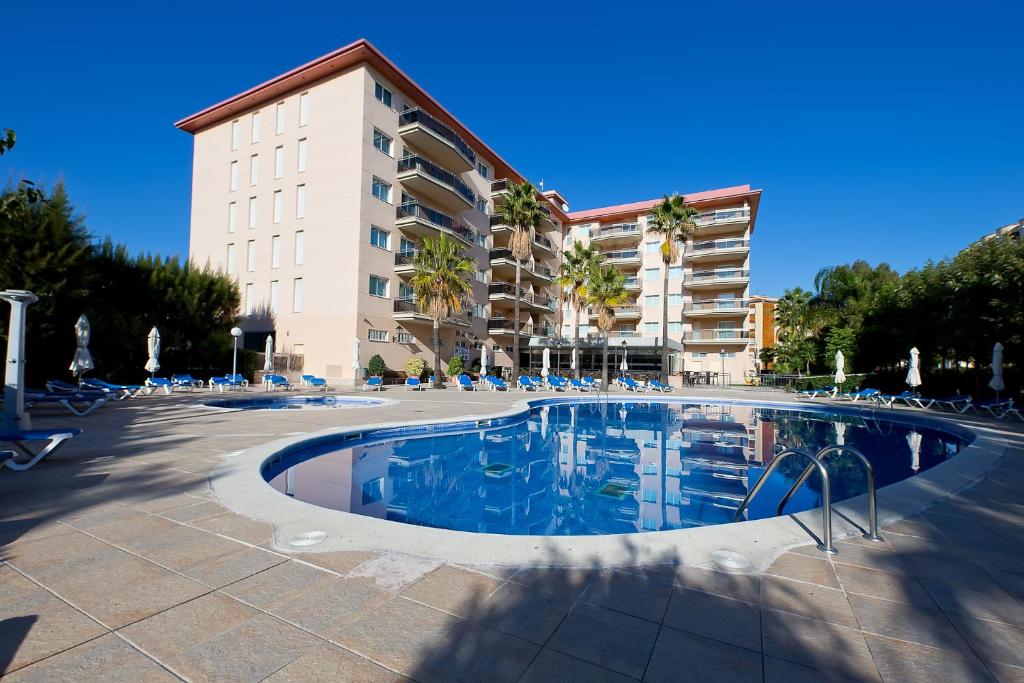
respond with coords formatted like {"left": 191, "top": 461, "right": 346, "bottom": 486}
{"left": 230, "top": 327, "right": 243, "bottom": 378}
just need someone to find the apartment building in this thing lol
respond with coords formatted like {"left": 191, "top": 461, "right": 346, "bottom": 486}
{"left": 966, "top": 217, "right": 1023, "bottom": 251}
{"left": 749, "top": 295, "right": 778, "bottom": 372}
{"left": 176, "top": 39, "right": 759, "bottom": 383}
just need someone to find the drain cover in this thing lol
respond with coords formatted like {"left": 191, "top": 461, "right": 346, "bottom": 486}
{"left": 288, "top": 531, "right": 327, "bottom": 547}
{"left": 711, "top": 550, "right": 751, "bottom": 571}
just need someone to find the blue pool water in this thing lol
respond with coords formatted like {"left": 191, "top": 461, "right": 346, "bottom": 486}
{"left": 263, "top": 400, "right": 969, "bottom": 536}
{"left": 207, "top": 395, "right": 386, "bottom": 410}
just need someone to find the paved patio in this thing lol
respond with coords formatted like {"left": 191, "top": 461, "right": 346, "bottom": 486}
{"left": 1, "top": 387, "right": 1022, "bottom": 682}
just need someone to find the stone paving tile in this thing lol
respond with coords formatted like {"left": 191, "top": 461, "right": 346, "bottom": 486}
{"left": 644, "top": 626, "right": 762, "bottom": 683}
{"left": 766, "top": 552, "right": 841, "bottom": 588}
{"left": 761, "top": 610, "right": 881, "bottom": 682}
{"left": 189, "top": 512, "right": 275, "bottom": 546}
{"left": 881, "top": 515, "right": 943, "bottom": 539}
{"left": 764, "top": 655, "right": 867, "bottom": 682}
{"left": 863, "top": 633, "right": 996, "bottom": 683}
{"left": 988, "top": 662, "right": 1024, "bottom": 683}
{"left": 547, "top": 602, "right": 659, "bottom": 679}
{"left": 672, "top": 565, "right": 761, "bottom": 603}
{"left": 850, "top": 592, "right": 974, "bottom": 652}
{"left": 262, "top": 642, "right": 407, "bottom": 682}
{"left": 221, "top": 560, "right": 336, "bottom": 609}
{"left": 662, "top": 586, "right": 761, "bottom": 652}
{"left": 292, "top": 550, "right": 380, "bottom": 575}
{"left": 399, "top": 565, "right": 503, "bottom": 618}
{"left": 949, "top": 613, "right": 1024, "bottom": 669}
{"left": 985, "top": 568, "right": 1024, "bottom": 602}
{"left": 268, "top": 576, "right": 395, "bottom": 639}
{"left": 476, "top": 580, "right": 574, "bottom": 645}
{"left": 158, "top": 501, "right": 226, "bottom": 523}
{"left": 519, "top": 648, "right": 635, "bottom": 683}
{"left": 581, "top": 570, "right": 674, "bottom": 623}
{"left": 831, "top": 542, "right": 916, "bottom": 576}
{"left": 920, "top": 578, "right": 1024, "bottom": 627}
{"left": 0, "top": 633, "right": 175, "bottom": 683}
{"left": 760, "top": 575, "right": 858, "bottom": 627}
{"left": 833, "top": 563, "right": 937, "bottom": 609}
{"left": 508, "top": 565, "right": 599, "bottom": 599}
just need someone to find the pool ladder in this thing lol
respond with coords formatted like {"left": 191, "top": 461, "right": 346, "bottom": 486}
{"left": 733, "top": 445, "right": 883, "bottom": 554}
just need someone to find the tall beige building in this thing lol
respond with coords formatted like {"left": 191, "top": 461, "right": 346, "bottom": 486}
{"left": 176, "top": 39, "right": 761, "bottom": 384}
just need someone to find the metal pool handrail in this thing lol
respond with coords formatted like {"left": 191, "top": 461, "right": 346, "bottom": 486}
{"left": 734, "top": 448, "right": 838, "bottom": 554}
{"left": 776, "top": 445, "right": 884, "bottom": 543}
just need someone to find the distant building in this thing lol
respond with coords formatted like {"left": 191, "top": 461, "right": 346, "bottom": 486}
{"left": 748, "top": 296, "right": 778, "bottom": 373}
{"left": 967, "top": 218, "right": 1022, "bottom": 250}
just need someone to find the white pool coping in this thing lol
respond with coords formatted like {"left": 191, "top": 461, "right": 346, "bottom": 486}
{"left": 209, "top": 394, "right": 1008, "bottom": 573}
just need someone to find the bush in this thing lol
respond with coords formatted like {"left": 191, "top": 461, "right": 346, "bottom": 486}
{"left": 405, "top": 357, "right": 427, "bottom": 379}
{"left": 367, "top": 354, "right": 387, "bottom": 377}
{"left": 792, "top": 374, "right": 867, "bottom": 392}
{"left": 447, "top": 356, "right": 465, "bottom": 377}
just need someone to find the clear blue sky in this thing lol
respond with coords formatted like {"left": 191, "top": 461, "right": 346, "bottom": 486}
{"left": 3, "top": 1, "right": 1021, "bottom": 297}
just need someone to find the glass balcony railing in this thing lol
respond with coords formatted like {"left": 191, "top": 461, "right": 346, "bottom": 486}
{"left": 394, "top": 299, "right": 419, "bottom": 313}
{"left": 592, "top": 223, "right": 641, "bottom": 240}
{"left": 689, "top": 238, "right": 750, "bottom": 254}
{"left": 532, "top": 232, "right": 554, "bottom": 251}
{"left": 685, "top": 299, "right": 749, "bottom": 313}
{"left": 588, "top": 305, "right": 640, "bottom": 317}
{"left": 685, "top": 269, "right": 750, "bottom": 284}
{"left": 394, "top": 251, "right": 417, "bottom": 267}
{"left": 624, "top": 276, "right": 641, "bottom": 289}
{"left": 398, "top": 108, "right": 476, "bottom": 166}
{"left": 603, "top": 249, "right": 641, "bottom": 262}
{"left": 488, "top": 283, "right": 555, "bottom": 309}
{"left": 488, "top": 250, "right": 555, "bottom": 279}
{"left": 684, "top": 329, "right": 751, "bottom": 341}
{"left": 491, "top": 178, "right": 510, "bottom": 194}
{"left": 693, "top": 208, "right": 750, "bottom": 227}
{"left": 397, "top": 155, "right": 476, "bottom": 205}
{"left": 396, "top": 203, "right": 476, "bottom": 244}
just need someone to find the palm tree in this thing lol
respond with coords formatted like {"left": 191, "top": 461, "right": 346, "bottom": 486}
{"left": 556, "top": 242, "right": 603, "bottom": 378}
{"left": 586, "top": 265, "right": 628, "bottom": 390}
{"left": 411, "top": 233, "right": 475, "bottom": 388}
{"left": 498, "top": 181, "right": 544, "bottom": 378}
{"left": 647, "top": 194, "right": 698, "bottom": 383}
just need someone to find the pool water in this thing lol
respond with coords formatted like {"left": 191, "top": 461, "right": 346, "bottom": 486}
{"left": 263, "top": 401, "right": 968, "bottom": 536}
{"left": 206, "top": 395, "right": 386, "bottom": 410}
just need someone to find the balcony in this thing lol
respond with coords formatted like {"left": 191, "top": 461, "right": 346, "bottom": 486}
{"left": 684, "top": 269, "right": 750, "bottom": 289}
{"left": 591, "top": 223, "right": 642, "bottom": 245}
{"left": 601, "top": 249, "right": 642, "bottom": 267}
{"left": 538, "top": 204, "right": 558, "bottom": 232}
{"left": 683, "top": 329, "right": 751, "bottom": 345}
{"left": 687, "top": 238, "right": 750, "bottom": 263}
{"left": 684, "top": 299, "right": 749, "bottom": 318}
{"left": 488, "top": 282, "right": 556, "bottom": 313}
{"left": 398, "top": 108, "right": 475, "bottom": 173}
{"left": 396, "top": 203, "right": 476, "bottom": 246}
{"left": 393, "top": 299, "right": 469, "bottom": 327}
{"left": 397, "top": 155, "right": 475, "bottom": 212}
{"left": 589, "top": 305, "right": 641, "bottom": 320}
{"left": 692, "top": 208, "right": 751, "bottom": 236}
{"left": 491, "top": 178, "right": 511, "bottom": 205}
{"left": 624, "top": 276, "right": 641, "bottom": 291}
{"left": 488, "top": 217, "right": 556, "bottom": 255}
{"left": 489, "top": 249, "right": 555, "bottom": 283}
{"left": 488, "top": 318, "right": 556, "bottom": 338}
{"left": 393, "top": 251, "right": 417, "bottom": 275}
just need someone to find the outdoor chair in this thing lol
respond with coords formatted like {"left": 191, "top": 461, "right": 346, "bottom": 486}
{"left": 25, "top": 389, "right": 109, "bottom": 416}
{"left": 977, "top": 399, "right": 1014, "bottom": 419}
{"left": 209, "top": 375, "right": 247, "bottom": 392}
{"left": 363, "top": 376, "right": 383, "bottom": 391}
{"left": 518, "top": 376, "right": 536, "bottom": 391}
{"left": 875, "top": 390, "right": 916, "bottom": 408}
{"left": 405, "top": 377, "right": 423, "bottom": 391}
{"left": 621, "top": 377, "right": 647, "bottom": 393}
{"left": 171, "top": 374, "right": 203, "bottom": 390}
{"left": 1, "top": 427, "right": 83, "bottom": 471}
{"left": 796, "top": 386, "right": 836, "bottom": 399}
{"left": 568, "top": 378, "right": 590, "bottom": 392}
{"left": 144, "top": 377, "right": 175, "bottom": 395}
{"left": 484, "top": 376, "right": 508, "bottom": 391}
{"left": 46, "top": 379, "right": 87, "bottom": 393}
{"left": 582, "top": 377, "right": 597, "bottom": 388}
{"left": 82, "top": 378, "right": 145, "bottom": 399}
{"left": 922, "top": 395, "right": 974, "bottom": 412}
{"left": 649, "top": 380, "right": 674, "bottom": 393}
{"left": 456, "top": 374, "right": 475, "bottom": 391}
{"left": 547, "top": 376, "right": 568, "bottom": 391}
{"left": 838, "top": 388, "right": 880, "bottom": 402}
{"left": 263, "top": 374, "right": 292, "bottom": 390}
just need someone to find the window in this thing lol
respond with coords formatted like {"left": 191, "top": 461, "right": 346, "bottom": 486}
{"left": 477, "top": 162, "right": 489, "bottom": 179}
{"left": 292, "top": 278, "right": 303, "bottom": 312}
{"left": 645, "top": 295, "right": 660, "bottom": 307}
{"left": 274, "top": 146, "right": 284, "bottom": 178}
{"left": 246, "top": 240, "right": 256, "bottom": 272}
{"left": 269, "top": 280, "right": 279, "bottom": 313}
{"left": 668, "top": 293, "right": 684, "bottom": 305}
{"left": 399, "top": 237, "right": 416, "bottom": 254}
{"left": 228, "top": 202, "right": 237, "bottom": 233}
{"left": 245, "top": 283, "right": 254, "bottom": 314}
{"left": 645, "top": 241, "right": 660, "bottom": 254}
{"left": 249, "top": 154, "right": 258, "bottom": 186}
{"left": 374, "top": 81, "right": 392, "bottom": 107}
{"left": 229, "top": 161, "right": 238, "bottom": 191}
{"left": 368, "top": 328, "right": 389, "bottom": 342}
{"left": 577, "top": 225, "right": 590, "bottom": 239}
{"left": 273, "top": 191, "right": 282, "bottom": 224}
{"left": 299, "top": 92, "right": 309, "bottom": 126}
{"left": 475, "top": 269, "right": 487, "bottom": 283}
{"left": 644, "top": 268, "right": 660, "bottom": 281}
{"left": 668, "top": 266, "right": 683, "bottom": 279}
{"left": 368, "top": 275, "right": 389, "bottom": 298}
{"left": 251, "top": 111, "right": 261, "bottom": 144}
{"left": 668, "top": 321, "right": 683, "bottom": 333}
{"left": 396, "top": 331, "right": 413, "bottom": 344}
{"left": 230, "top": 120, "right": 240, "bottom": 151}
{"left": 297, "top": 139, "right": 308, "bottom": 172}
{"left": 476, "top": 232, "right": 488, "bottom": 248}
{"left": 645, "top": 322, "right": 659, "bottom": 334}
{"left": 296, "top": 184, "right": 306, "bottom": 218}
{"left": 248, "top": 197, "right": 257, "bottom": 229}
{"left": 371, "top": 176, "right": 391, "bottom": 203}
{"left": 370, "top": 226, "right": 390, "bottom": 250}
{"left": 399, "top": 282, "right": 414, "bottom": 301}
{"left": 226, "top": 243, "right": 236, "bottom": 274}
{"left": 294, "top": 231, "right": 304, "bottom": 265}
{"left": 476, "top": 197, "right": 489, "bottom": 214}
{"left": 275, "top": 102, "right": 285, "bottom": 135}
{"left": 271, "top": 235, "right": 281, "bottom": 268}
{"left": 473, "top": 303, "right": 485, "bottom": 318}
{"left": 373, "top": 128, "right": 392, "bottom": 156}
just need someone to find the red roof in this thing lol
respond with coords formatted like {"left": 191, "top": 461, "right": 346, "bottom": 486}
{"left": 567, "top": 185, "right": 759, "bottom": 221}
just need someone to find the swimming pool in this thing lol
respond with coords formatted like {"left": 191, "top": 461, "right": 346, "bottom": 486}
{"left": 262, "top": 399, "right": 969, "bottom": 536}
{"left": 206, "top": 395, "right": 388, "bottom": 410}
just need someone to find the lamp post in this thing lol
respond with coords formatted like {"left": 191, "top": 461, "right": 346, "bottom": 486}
{"left": 2, "top": 289, "right": 38, "bottom": 431}
{"left": 230, "top": 327, "right": 243, "bottom": 379}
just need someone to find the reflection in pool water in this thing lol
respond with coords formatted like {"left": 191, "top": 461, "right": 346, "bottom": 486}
{"left": 206, "top": 395, "right": 386, "bottom": 410}
{"left": 264, "top": 401, "right": 966, "bottom": 536}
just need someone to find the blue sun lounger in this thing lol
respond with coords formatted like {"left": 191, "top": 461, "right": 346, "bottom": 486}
{"left": 568, "top": 378, "right": 591, "bottom": 392}
{"left": 302, "top": 374, "right": 329, "bottom": 390}
{"left": 838, "top": 388, "right": 880, "bottom": 402}
{"left": 621, "top": 377, "right": 647, "bottom": 393}
{"left": 405, "top": 377, "right": 423, "bottom": 391}
{"left": 483, "top": 375, "right": 508, "bottom": 391}
{"left": 1, "top": 427, "right": 82, "bottom": 471}
{"left": 547, "top": 376, "right": 568, "bottom": 391}
{"left": 363, "top": 376, "right": 383, "bottom": 391}
{"left": 81, "top": 379, "right": 145, "bottom": 399}
{"left": 25, "top": 389, "right": 109, "bottom": 416}
{"left": 977, "top": 399, "right": 1014, "bottom": 419}
{"left": 875, "top": 391, "right": 916, "bottom": 408}
{"left": 263, "top": 374, "right": 292, "bottom": 390}
{"left": 456, "top": 374, "right": 475, "bottom": 391}
{"left": 914, "top": 395, "right": 973, "bottom": 412}
{"left": 796, "top": 385, "right": 837, "bottom": 399}
{"left": 518, "top": 376, "right": 536, "bottom": 391}
{"left": 144, "top": 377, "right": 176, "bottom": 395}
{"left": 649, "top": 380, "right": 674, "bottom": 393}
{"left": 172, "top": 374, "right": 204, "bottom": 390}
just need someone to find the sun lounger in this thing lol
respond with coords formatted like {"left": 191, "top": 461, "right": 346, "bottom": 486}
{"left": 1003, "top": 403, "right": 1023, "bottom": 422}
{"left": 144, "top": 377, "right": 176, "bottom": 395}
{"left": 172, "top": 374, "right": 204, "bottom": 390}
{"left": 875, "top": 391, "right": 916, "bottom": 408}
{"left": 547, "top": 376, "right": 568, "bottom": 391}
{"left": 483, "top": 376, "right": 508, "bottom": 391}
{"left": 405, "top": 377, "right": 423, "bottom": 391}
{"left": 263, "top": 374, "right": 292, "bottom": 390}
{"left": 922, "top": 395, "right": 973, "bottom": 412}
{"left": 363, "top": 376, "right": 384, "bottom": 391}
{"left": 1, "top": 427, "right": 82, "bottom": 471}
{"left": 838, "top": 388, "right": 880, "bottom": 402}
{"left": 649, "top": 380, "right": 674, "bottom": 393}
{"left": 796, "top": 386, "right": 836, "bottom": 399}
{"left": 209, "top": 375, "right": 247, "bottom": 392}
{"left": 46, "top": 379, "right": 87, "bottom": 393}
{"left": 582, "top": 377, "right": 597, "bottom": 387}
{"left": 621, "top": 377, "right": 647, "bottom": 393}
{"left": 456, "top": 374, "right": 475, "bottom": 391}
{"left": 82, "top": 379, "right": 145, "bottom": 399}
{"left": 301, "top": 374, "right": 329, "bottom": 390}
{"left": 977, "top": 399, "right": 1014, "bottom": 419}
{"left": 568, "top": 378, "right": 591, "bottom": 392}
{"left": 518, "top": 376, "right": 536, "bottom": 391}
{"left": 25, "top": 389, "right": 109, "bottom": 416}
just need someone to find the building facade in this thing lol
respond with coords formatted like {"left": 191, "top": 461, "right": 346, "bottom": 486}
{"left": 177, "top": 39, "right": 760, "bottom": 383}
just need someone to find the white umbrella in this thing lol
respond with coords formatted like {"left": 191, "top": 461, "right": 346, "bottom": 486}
{"left": 540, "top": 406, "right": 549, "bottom": 438}
{"left": 570, "top": 346, "right": 577, "bottom": 371}
{"left": 352, "top": 338, "right": 361, "bottom": 375}
{"left": 69, "top": 314, "right": 94, "bottom": 378}
{"left": 263, "top": 335, "right": 274, "bottom": 373}
{"left": 834, "top": 350, "right": 846, "bottom": 386}
{"left": 620, "top": 348, "right": 628, "bottom": 372}
{"left": 144, "top": 327, "right": 161, "bottom": 375}
{"left": 989, "top": 342, "right": 1005, "bottom": 398}
{"left": 906, "top": 430, "right": 921, "bottom": 472}
{"left": 833, "top": 421, "right": 847, "bottom": 447}
{"left": 480, "top": 345, "right": 488, "bottom": 381}
{"left": 541, "top": 347, "right": 551, "bottom": 378}
{"left": 905, "top": 347, "right": 922, "bottom": 389}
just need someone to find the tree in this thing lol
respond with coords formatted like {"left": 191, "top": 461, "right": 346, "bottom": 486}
{"left": 497, "top": 181, "right": 544, "bottom": 379}
{"left": 556, "top": 241, "right": 603, "bottom": 378}
{"left": 646, "top": 194, "right": 698, "bottom": 382}
{"left": 405, "top": 357, "right": 428, "bottom": 379}
{"left": 367, "top": 354, "right": 387, "bottom": 377}
{"left": 410, "top": 233, "right": 474, "bottom": 388}
{"left": 586, "top": 265, "right": 628, "bottom": 390}
{"left": 447, "top": 355, "right": 465, "bottom": 377}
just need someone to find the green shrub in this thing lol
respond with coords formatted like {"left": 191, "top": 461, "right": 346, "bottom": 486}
{"left": 405, "top": 357, "right": 427, "bottom": 378}
{"left": 792, "top": 374, "right": 867, "bottom": 392}
{"left": 367, "top": 354, "right": 387, "bottom": 377}
{"left": 447, "top": 356, "right": 465, "bottom": 377}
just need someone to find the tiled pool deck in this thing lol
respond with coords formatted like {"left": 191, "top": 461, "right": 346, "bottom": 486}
{"left": 1, "top": 387, "right": 1022, "bottom": 682}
